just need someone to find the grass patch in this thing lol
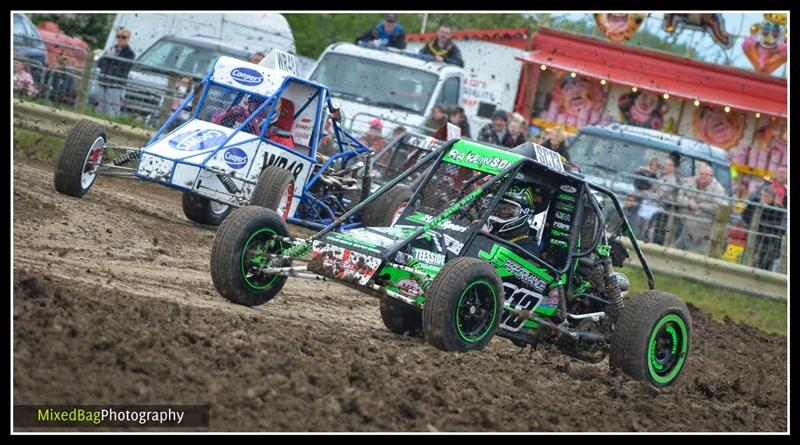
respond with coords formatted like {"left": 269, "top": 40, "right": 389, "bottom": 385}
{"left": 15, "top": 94, "right": 155, "bottom": 130}
{"left": 626, "top": 269, "right": 787, "bottom": 336}
{"left": 13, "top": 128, "right": 63, "bottom": 164}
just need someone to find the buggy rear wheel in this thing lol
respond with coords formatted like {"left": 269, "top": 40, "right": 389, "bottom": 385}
{"left": 210, "top": 206, "right": 291, "bottom": 306}
{"left": 182, "top": 193, "right": 232, "bottom": 226}
{"left": 361, "top": 184, "right": 413, "bottom": 227}
{"left": 422, "top": 258, "right": 505, "bottom": 352}
{"left": 610, "top": 291, "right": 692, "bottom": 387}
{"left": 54, "top": 119, "right": 107, "bottom": 197}
{"left": 380, "top": 296, "right": 423, "bottom": 337}
{"left": 249, "top": 167, "right": 295, "bottom": 219}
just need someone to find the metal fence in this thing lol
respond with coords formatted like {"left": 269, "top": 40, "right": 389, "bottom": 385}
{"left": 14, "top": 36, "right": 197, "bottom": 130}
{"left": 13, "top": 38, "right": 787, "bottom": 274}
{"left": 604, "top": 169, "right": 787, "bottom": 273}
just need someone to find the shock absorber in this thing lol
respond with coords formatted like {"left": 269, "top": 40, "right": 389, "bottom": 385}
{"left": 217, "top": 174, "right": 240, "bottom": 194}
{"left": 603, "top": 257, "right": 624, "bottom": 322}
{"left": 113, "top": 150, "right": 140, "bottom": 166}
{"left": 360, "top": 154, "right": 373, "bottom": 203}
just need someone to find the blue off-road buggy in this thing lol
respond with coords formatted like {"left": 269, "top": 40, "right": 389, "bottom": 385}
{"left": 53, "top": 51, "right": 412, "bottom": 229}
{"left": 210, "top": 138, "right": 692, "bottom": 387}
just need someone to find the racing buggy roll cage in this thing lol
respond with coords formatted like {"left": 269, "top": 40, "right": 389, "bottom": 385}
{"left": 268, "top": 139, "right": 655, "bottom": 319}
{"left": 144, "top": 64, "right": 376, "bottom": 230}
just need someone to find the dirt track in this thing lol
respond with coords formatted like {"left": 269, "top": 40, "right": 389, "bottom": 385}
{"left": 13, "top": 158, "right": 787, "bottom": 431}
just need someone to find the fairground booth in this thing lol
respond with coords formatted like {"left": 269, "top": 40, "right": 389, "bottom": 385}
{"left": 410, "top": 15, "right": 787, "bottom": 191}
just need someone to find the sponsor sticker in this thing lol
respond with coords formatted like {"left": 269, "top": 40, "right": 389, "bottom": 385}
{"left": 412, "top": 248, "right": 445, "bottom": 266}
{"left": 560, "top": 185, "right": 577, "bottom": 194}
{"left": 223, "top": 147, "right": 248, "bottom": 169}
{"left": 397, "top": 278, "right": 423, "bottom": 297}
{"left": 168, "top": 129, "right": 228, "bottom": 151}
{"left": 230, "top": 67, "right": 264, "bottom": 86}
{"left": 504, "top": 260, "right": 548, "bottom": 293}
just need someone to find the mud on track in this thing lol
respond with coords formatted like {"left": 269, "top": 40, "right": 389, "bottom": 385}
{"left": 13, "top": 158, "right": 787, "bottom": 431}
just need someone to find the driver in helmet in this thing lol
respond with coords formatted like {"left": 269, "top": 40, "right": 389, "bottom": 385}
{"left": 213, "top": 95, "right": 267, "bottom": 134}
{"left": 486, "top": 183, "right": 549, "bottom": 255}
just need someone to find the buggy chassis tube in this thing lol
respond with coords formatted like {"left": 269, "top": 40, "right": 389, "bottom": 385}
{"left": 583, "top": 180, "right": 655, "bottom": 290}
{"left": 311, "top": 140, "right": 454, "bottom": 241}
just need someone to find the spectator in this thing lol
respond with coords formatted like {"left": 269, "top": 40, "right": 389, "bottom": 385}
{"left": 673, "top": 163, "right": 726, "bottom": 254}
{"left": 361, "top": 118, "right": 387, "bottom": 155}
{"left": 742, "top": 185, "right": 785, "bottom": 271}
{"left": 249, "top": 51, "right": 265, "bottom": 64}
{"left": 541, "top": 126, "right": 570, "bottom": 161}
{"left": 731, "top": 177, "right": 750, "bottom": 215}
{"left": 425, "top": 104, "right": 448, "bottom": 133}
{"left": 477, "top": 110, "right": 508, "bottom": 146}
{"left": 47, "top": 54, "right": 78, "bottom": 106}
{"left": 13, "top": 60, "right": 38, "bottom": 97}
{"left": 96, "top": 27, "right": 135, "bottom": 117}
{"left": 752, "top": 165, "right": 787, "bottom": 208}
{"left": 356, "top": 14, "right": 406, "bottom": 49}
{"left": 648, "top": 156, "right": 684, "bottom": 245}
{"left": 391, "top": 126, "right": 407, "bottom": 141}
{"left": 419, "top": 23, "right": 464, "bottom": 67}
{"left": 629, "top": 158, "right": 662, "bottom": 240}
{"left": 448, "top": 106, "right": 471, "bottom": 138}
{"left": 502, "top": 118, "right": 527, "bottom": 148}
{"left": 169, "top": 76, "right": 194, "bottom": 130}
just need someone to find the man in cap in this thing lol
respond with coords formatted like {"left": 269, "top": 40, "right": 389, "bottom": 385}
{"left": 477, "top": 110, "right": 509, "bottom": 146}
{"left": 356, "top": 14, "right": 407, "bottom": 49}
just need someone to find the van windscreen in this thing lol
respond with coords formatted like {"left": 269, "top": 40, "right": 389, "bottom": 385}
{"left": 310, "top": 53, "right": 437, "bottom": 116}
{"left": 138, "top": 40, "right": 239, "bottom": 77}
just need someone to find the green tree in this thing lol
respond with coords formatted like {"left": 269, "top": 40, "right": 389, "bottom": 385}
{"left": 286, "top": 13, "right": 540, "bottom": 59}
{"left": 28, "top": 13, "right": 115, "bottom": 50}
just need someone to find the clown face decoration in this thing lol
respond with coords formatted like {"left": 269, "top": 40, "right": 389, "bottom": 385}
{"left": 594, "top": 13, "right": 645, "bottom": 42}
{"left": 618, "top": 91, "right": 669, "bottom": 130}
{"left": 742, "top": 14, "right": 788, "bottom": 74}
{"left": 692, "top": 106, "right": 747, "bottom": 150}
{"left": 540, "top": 75, "right": 607, "bottom": 129}
{"left": 749, "top": 120, "right": 787, "bottom": 174}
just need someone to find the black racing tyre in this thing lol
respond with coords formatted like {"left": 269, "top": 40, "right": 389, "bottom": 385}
{"left": 610, "top": 290, "right": 692, "bottom": 387}
{"left": 422, "top": 257, "right": 505, "bottom": 352}
{"left": 182, "top": 193, "right": 232, "bottom": 226}
{"left": 250, "top": 167, "right": 295, "bottom": 219}
{"left": 361, "top": 184, "right": 413, "bottom": 227}
{"left": 210, "top": 206, "right": 291, "bottom": 306}
{"left": 380, "top": 296, "right": 423, "bottom": 337}
{"left": 54, "top": 119, "right": 107, "bottom": 197}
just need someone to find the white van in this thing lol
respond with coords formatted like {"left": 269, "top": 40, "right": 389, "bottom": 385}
{"left": 103, "top": 12, "right": 295, "bottom": 57}
{"left": 309, "top": 43, "right": 465, "bottom": 137}
{"left": 406, "top": 39, "right": 524, "bottom": 137}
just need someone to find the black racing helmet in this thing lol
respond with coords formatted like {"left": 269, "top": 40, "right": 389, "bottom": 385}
{"left": 487, "top": 185, "right": 536, "bottom": 239}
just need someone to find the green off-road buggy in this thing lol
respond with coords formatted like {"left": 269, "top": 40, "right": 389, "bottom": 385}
{"left": 210, "top": 138, "right": 692, "bottom": 387}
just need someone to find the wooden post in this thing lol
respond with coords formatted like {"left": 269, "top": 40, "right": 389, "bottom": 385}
{"left": 159, "top": 73, "right": 178, "bottom": 124}
{"left": 778, "top": 234, "right": 787, "bottom": 273}
{"left": 741, "top": 206, "right": 764, "bottom": 267}
{"left": 708, "top": 203, "right": 731, "bottom": 258}
{"left": 74, "top": 55, "right": 95, "bottom": 113}
{"left": 664, "top": 212, "right": 677, "bottom": 247}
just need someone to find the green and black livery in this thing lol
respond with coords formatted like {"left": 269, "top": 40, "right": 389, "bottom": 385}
{"left": 210, "top": 138, "right": 692, "bottom": 387}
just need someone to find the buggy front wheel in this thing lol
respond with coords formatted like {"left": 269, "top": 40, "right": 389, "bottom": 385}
{"left": 210, "top": 206, "right": 292, "bottom": 306}
{"left": 422, "top": 258, "right": 505, "bottom": 352}
{"left": 54, "top": 119, "right": 107, "bottom": 197}
{"left": 610, "top": 291, "right": 692, "bottom": 387}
